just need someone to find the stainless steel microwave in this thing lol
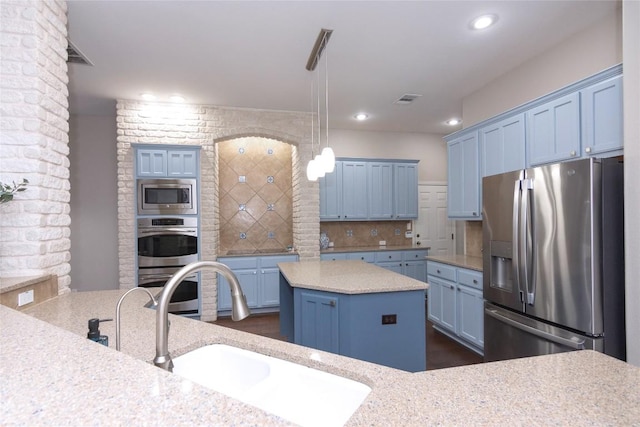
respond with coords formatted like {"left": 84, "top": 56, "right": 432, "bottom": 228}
{"left": 137, "top": 179, "right": 197, "bottom": 215}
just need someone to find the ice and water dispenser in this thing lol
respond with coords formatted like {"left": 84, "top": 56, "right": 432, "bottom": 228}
{"left": 489, "top": 240, "right": 513, "bottom": 291}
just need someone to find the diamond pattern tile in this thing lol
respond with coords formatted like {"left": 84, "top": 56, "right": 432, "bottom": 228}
{"left": 218, "top": 137, "right": 293, "bottom": 252}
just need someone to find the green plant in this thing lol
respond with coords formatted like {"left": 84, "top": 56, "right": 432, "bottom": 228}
{"left": 0, "top": 179, "right": 29, "bottom": 204}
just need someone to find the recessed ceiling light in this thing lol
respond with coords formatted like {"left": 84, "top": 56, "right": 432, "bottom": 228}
{"left": 470, "top": 14, "right": 498, "bottom": 30}
{"left": 141, "top": 93, "right": 156, "bottom": 101}
{"left": 354, "top": 113, "right": 369, "bottom": 121}
{"left": 169, "top": 95, "right": 185, "bottom": 103}
{"left": 446, "top": 118, "right": 462, "bottom": 126}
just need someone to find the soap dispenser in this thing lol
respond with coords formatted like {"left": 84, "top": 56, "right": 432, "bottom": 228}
{"left": 87, "top": 318, "right": 112, "bottom": 347}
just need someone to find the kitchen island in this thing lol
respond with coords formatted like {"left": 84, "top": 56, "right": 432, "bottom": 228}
{"left": 278, "top": 260, "right": 428, "bottom": 372}
{"left": 1, "top": 289, "right": 640, "bottom": 425}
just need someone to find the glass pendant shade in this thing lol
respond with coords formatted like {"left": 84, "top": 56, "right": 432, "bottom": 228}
{"left": 314, "top": 154, "right": 326, "bottom": 178}
{"left": 306, "top": 158, "right": 319, "bottom": 181}
{"left": 320, "top": 147, "right": 335, "bottom": 173}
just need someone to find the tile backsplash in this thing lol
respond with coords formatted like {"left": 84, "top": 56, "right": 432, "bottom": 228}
{"left": 218, "top": 137, "right": 293, "bottom": 253}
{"left": 320, "top": 221, "right": 413, "bottom": 248}
{"left": 465, "top": 221, "right": 482, "bottom": 257}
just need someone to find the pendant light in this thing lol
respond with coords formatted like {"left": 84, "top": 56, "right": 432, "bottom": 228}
{"left": 319, "top": 41, "right": 335, "bottom": 174}
{"left": 305, "top": 28, "right": 334, "bottom": 181}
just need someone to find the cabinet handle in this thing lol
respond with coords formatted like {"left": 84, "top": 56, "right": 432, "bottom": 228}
{"left": 437, "top": 269, "right": 441, "bottom": 273}
{"left": 570, "top": 150, "right": 577, "bottom": 156}
{"left": 473, "top": 279, "right": 478, "bottom": 284}
{"left": 329, "top": 300, "right": 336, "bottom": 307}
{"left": 473, "top": 212, "right": 477, "bottom": 216}
{"left": 450, "top": 285, "right": 455, "bottom": 290}
{"left": 585, "top": 147, "right": 592, "bottom": 154}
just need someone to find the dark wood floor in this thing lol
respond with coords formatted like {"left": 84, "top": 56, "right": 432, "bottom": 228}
{"left": 214, "top": 308, "right": 483, "bottom": 371}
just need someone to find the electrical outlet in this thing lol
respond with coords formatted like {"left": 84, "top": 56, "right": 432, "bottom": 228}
{"left": 405, "top": 231, "right": 413, "bottom": 238}
{"left": 18, "top": 289, "right": 34, "bottom": 307}
{"left": 379, "top": 240, "right": 386, "bottom": 246}
{"left": 381, "top": 314, "right": 397, "bottom": 325}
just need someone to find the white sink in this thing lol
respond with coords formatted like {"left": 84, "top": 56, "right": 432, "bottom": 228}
{"left": 172, "top": 344, "right": 371, "bottom": 426}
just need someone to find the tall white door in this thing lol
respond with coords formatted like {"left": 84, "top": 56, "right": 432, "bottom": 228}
{"left": 414, "top": 184, "right": 455, "bottom": 255}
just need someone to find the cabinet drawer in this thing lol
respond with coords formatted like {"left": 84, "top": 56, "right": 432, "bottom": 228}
{"left": 375, "top": 251, "right": 403, "bottom": 263}
{"left": 261, "top": 255, "right": 298, "bottom": 268}
{"left": 217, "top": 257, "right": 258, "bottom": 270}
{"left": 347, "top": 252, "right": 376, "bottom": 263}
{"left": 320, "top": 253, "right": 348, "bottom": 261}
{"left": 403, "top": 249, "right": 429, "bottom": 261}
{"left": 458, "top": 269, "right": 483, "bottom": 290}
{"left": 427, "top": 262, "right": 457, "bottom": 282}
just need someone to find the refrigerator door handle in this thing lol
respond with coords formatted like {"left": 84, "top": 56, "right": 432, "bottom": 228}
{"left": 521, "top": 178, "right": 535, "bottom": 305}
{"left": 486, "top": 308, "right": 586, "bottom": 350}
{"left": 512, "top": 179, "right": 522, "bottom": 298}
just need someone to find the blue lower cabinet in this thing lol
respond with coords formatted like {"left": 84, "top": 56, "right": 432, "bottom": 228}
{"left": 289, "top": 284, "right": 426, "bottom": 372}
{"left": 298, "top": 291, "right": 340, "bottom": 353}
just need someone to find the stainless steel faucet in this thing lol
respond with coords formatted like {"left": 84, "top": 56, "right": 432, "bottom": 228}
{"left": 115, "top": 287, "right": 158, "bottom": 351}
{"left": 153, "top": 261, "right": 251, "bottom": 371}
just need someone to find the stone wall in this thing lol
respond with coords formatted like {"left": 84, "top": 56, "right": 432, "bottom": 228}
{"left": 116, "top": 101, "right": 318, "bottom": 320}
{"left": 0, "top": 0, "right": 70, "bottom": 293}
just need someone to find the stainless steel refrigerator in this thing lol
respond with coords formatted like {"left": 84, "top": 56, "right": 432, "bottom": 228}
{"left": 482, "top": 157, "right": 625, "bottom": 362}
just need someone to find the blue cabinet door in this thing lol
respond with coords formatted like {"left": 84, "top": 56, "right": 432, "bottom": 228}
{"left": 299, "top": 291, "right": 339, "bottom": 353}
{"left": 367, "top": 162, "right": 394, "bottom": 220}
{"left": 319, "top": 161, "right": 342, "bottom": 220}
{"left": 404, "top": 261, "right": 426, "bottom": 282}
{"left": 527, "top": 92, "right": 580, "bottom": 166}
{"left": 581, "top": 75, "right": 623, "bottom": 157}
{"left": 261, "top": 267, "right": 281, "bottom": 307}
{"left": 480, "top": 113, "right": 526, "bottom": 177}
{"left": 341, "top": 161, "right": 368, "bottom": 220}
{"left": 394, "top": 162, "right": 419, "bottom": 219}
{"left": 427, "top": 276, "right": 456, "bottom": 333}
{"left": 137, "top": 149, "right": 167, "bottom": 177}
{"left": 447, "top": 132, "right": 480, "bottom": 219}
{"left": 167, "top": 150, "right": 198, "bottom": 177}
{"left": 456, "top": 284, "right": 484, "bottom": 348}
{"left": 218, "top": 269, "right": 259, "bottom": 310}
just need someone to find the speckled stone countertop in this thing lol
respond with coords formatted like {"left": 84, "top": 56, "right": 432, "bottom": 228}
{"left": 321, "top": 244, "right": 430, "bottom": 254}
{"left": 2, "top": 289, "right": 640, "bottom": 425}
{"left": 426, "top": 254, "right": 483, "bottom": 272}
{"left": 0, "top": 274, "right": 55, "bottom": 294}
{"left": 278, "top": 260, "right": 428, "bottom": 294}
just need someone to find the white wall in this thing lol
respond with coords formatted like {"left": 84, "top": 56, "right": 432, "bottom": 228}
{"left": 329, "top": 128, "right": 448, "bottom": 182}
{"left": 623, "top": 0, "right": 640, "bottom": 367}
{"left": 68, "top": 115, "right": 119, "bottom": 291}
{"left": 463, "top": 7, "right": 622, "bottom": 127}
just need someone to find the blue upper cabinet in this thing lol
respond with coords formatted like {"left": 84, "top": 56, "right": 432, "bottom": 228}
{"left": 319, "top": 161, "right": 342, "bottom": 220}
{"left": 527, "top": 92, "right": 581, "bottom": 166}
{"left": 136, "top": 146, "right": 200, "bottom": 178}
{"left": 341, "top": 161, "right": 369, "bottom": 220}
{"left": 320, "top": 158, "right": 419, "bottom": 221}
{"left": 368, "top": 162, "right": 394, "bottom": 220}
{"left": 447, "top": 131, "right": 480, "bottom": 220}
{"left": 167, "top": 150, "right": 198, "bottom": 177}
{"left": 394, "top": 162, "right": 418, "bottom": 219}
{"left": 137, "top": 149, "right": 168, "bottom": 177}
{"left": 480, "top": 113, "right": 526, "bottom": 177}
{"left": 581, "top": 75, "right": 623, "bottom": 157}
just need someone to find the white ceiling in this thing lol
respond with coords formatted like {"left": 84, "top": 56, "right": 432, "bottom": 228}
{"left": 67, "top": 1, "right": 619, "bottom": 134}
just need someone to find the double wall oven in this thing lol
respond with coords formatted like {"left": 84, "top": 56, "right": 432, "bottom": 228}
{"left": 137, "top": 217, "right": 199, "bottom": 315}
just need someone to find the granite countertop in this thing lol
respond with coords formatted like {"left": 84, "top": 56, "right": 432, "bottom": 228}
{"left": 2, "top": 289, "right": 640, "bottom": 425}
{"left": 426, "top": 254, "right": 483, "bottom": 272}
{"left": 321, "top": 244, "right": 430, "bottom": 254}
{"left": 278, "top": 260, "right": 428, "bottom": 294}
{"left": 0, "top": 274, "right": 55, "bottom": 294}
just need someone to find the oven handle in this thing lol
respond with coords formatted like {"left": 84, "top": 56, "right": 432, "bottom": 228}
{"left": 138, "top": 228, "right": 198, "bottom": 237}
{"left": 138, "top": 273, "right": 197, "bottom": 284}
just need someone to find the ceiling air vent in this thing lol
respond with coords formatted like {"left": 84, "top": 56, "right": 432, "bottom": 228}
{"left": 394, "top": 94, "right": 422, "bottom": 105}
{"left": 67, "top": 40, "right": 93, "bottom": 66}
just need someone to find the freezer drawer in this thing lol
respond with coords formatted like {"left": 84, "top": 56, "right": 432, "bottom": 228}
{"left": 483, "top": 302, "right": 602, "bottom": 363}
